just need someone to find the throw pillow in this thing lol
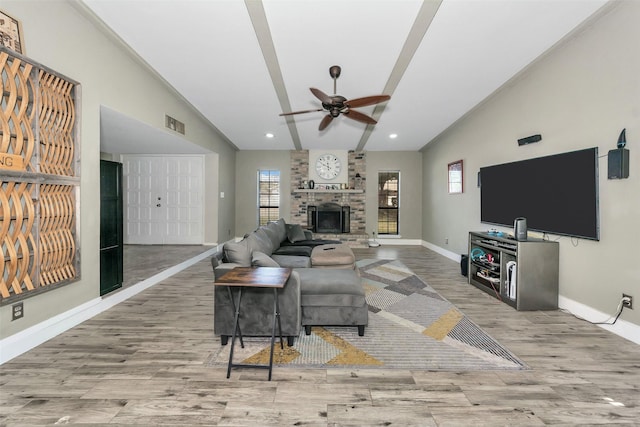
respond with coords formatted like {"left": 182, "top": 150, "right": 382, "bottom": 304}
{"left": 223, "top": 241, "right": 251, "bottom": 267}
{"left": 251, "top": 251, "right": 280, "bottom": 267}
{"left": 274, "top": 218, "right": 287, "bottom": 243}
{"left": 246, "top": 229, "right": 273, "bottom": 256}
{"left": 286, "top": 224, "right": 307, "bottom": 243}
{"left": 262, "top": 223, "right": 281, "bottom": 249}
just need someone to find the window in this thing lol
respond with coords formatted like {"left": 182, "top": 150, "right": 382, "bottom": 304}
{"left": 258, "top": 170, "right": 280, "bottom": 225}
{"left": 378, "top": 171, "right": 399, "bottom": 235}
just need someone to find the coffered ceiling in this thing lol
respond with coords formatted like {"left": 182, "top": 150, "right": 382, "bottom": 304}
{"left": 84, "top": 0, "right": 610, "bottom": 152}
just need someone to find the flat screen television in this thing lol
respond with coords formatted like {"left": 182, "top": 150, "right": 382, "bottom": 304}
{"left": 480, "top": 147, "right": 599, "bottom": 240}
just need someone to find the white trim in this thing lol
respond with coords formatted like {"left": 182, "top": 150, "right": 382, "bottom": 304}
{"left": 559, "top": 296, "right": 640, "bottom": 345}
{"left": 378, "top": 238, "right": 422, "bottom": 246}
{"left": 422, "top": 240, "right": 461, "bottom": 262}
{"left": 0, "top": 247, "right": 218, "bottom": 365}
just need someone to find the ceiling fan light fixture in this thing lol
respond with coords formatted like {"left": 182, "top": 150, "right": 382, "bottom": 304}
{"left": 279, "top": 66, "right": 391, "bottom": 132}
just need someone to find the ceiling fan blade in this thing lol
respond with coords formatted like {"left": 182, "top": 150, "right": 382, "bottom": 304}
{"left": 279, "top": 108, "right": 323, "bottom": 116}
{"left": 345, "top": 95, "right": 391, "bottom": 109}
{"left": 319, "top": 114, "right": 334, "bottom": 131}
{"left": 310, "top": 87, "right": 333, "bottom": 105}
{"left": 343, "top": 109, "right": 377, "bottom": 125}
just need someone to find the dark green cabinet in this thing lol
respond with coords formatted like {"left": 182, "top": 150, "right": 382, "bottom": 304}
{"left": 100, "top": 160, "right": 123, "bottom": 296}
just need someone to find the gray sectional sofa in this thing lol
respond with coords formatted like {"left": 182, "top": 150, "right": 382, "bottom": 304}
{"left": 211, "top": 219, "right": 368, "bottom": 345}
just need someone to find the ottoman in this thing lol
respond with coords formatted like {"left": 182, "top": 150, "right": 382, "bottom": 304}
{"left": 310, "top": 243, "right": 356, "bottom": 269}
{"left": 295, "top": 268, "right": 368, "bottom": 336}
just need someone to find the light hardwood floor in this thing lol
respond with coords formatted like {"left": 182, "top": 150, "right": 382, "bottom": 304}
{"left": 1, "top": 245, "right": 638, "bottom": 426}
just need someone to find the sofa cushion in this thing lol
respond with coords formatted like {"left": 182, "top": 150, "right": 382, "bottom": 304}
{"left": 296, "top": 269, "right": 365, "bottom": 307}
{"left": 251, "top": 251, "right": 280, "bottom": 267}
{"left": 223, "top": 241, "right": 251, "bottom": 267}
{"left": 280, "top": 239, "right": 342, "bottom": 248}
{"left": 272, "top": 254, "right": 312, "bottom": 268}
{"left": 246, "top": 229, "right": 273, "bottom": 256}
{"left": 262, "top": 223, "right": 281, "bottom": 249}
{"left": 272, "top": 245, "right": 313, "bottom": 257}
{"left": 286, "top": 224, "right": 307, "bottom": 243}
{"left": 274, "top": 218, "right": 287, "bottom": 243}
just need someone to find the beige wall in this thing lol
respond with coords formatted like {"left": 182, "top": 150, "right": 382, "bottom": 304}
{"left": 235, "top": 151, "right": 292, "bottom": 235}
{"left": 1, "top": 0, "right": 236, "bottom": 338}
{"left": 366, "top": 152, "right": 423, "bottom": 239}
{"left": 235, "top": 150, "right": 423, "bottom": 239}
{"left": 422, "top": 1, "right": 639, "bottom": 327}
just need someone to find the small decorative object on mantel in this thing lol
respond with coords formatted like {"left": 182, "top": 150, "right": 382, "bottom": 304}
{"left": 0, "top": 10, "right": 25, "bottom": 54}
{"left": 308, "top": 179, "right": 315, "bottom": 189}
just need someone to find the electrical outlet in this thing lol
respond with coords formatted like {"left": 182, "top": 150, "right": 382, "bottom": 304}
{"left": 12, "top": 302, "right": 24, "bottom": 320}
{"left": 622, "top": 294, "right": 633, "bottom": 310}
{"left": 445, "top": 237, "right": 449, "bottom": 244}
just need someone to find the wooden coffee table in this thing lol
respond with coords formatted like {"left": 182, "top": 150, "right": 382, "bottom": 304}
{"left": 214, "top": 267, "right": 291, "bottom": 381}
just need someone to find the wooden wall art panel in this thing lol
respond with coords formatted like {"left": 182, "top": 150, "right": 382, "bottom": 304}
{"left": 0, "top": 47, "right": 80, "bottom": 304}
{"left": 1, "top": 50, "right": 36, "bottom": 172}
{"left": 0, "top": 180, "right": 37, "bottom": 298}
{"left": 38, "top": 70, "right": 75, "bottom": 176}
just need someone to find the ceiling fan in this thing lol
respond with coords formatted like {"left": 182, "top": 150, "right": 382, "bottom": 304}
{"left": 279, "top": 65, "right": 391, "bottom": 131}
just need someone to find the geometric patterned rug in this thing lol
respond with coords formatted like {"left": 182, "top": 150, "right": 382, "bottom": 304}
{"left": 206, "top": 259, "right": 527, "bottom": 371}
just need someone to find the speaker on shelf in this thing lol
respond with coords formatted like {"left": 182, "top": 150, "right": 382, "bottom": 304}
{"left": 608, "top": 148, "right": 629, "bottom": 179}
{"left": 517, "top": 134, "right": 542, "bottom": 146}
{"left": 514, "top": 217, "right": 528, "bottom": 241}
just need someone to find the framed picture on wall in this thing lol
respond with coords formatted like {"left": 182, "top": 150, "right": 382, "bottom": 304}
{"left": 0, "top": 10, "right": 25, "bottom": 54}
{"left": 448, "top": 159, "right": 463, "bottom": 194}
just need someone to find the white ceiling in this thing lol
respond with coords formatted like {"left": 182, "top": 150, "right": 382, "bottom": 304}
{"left": 87, "top": 0, "right": 610, "bottom": 153}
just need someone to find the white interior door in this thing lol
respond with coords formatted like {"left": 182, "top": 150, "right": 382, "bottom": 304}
{"left": 122, "top": 155, "right": 203, "bottom": 244}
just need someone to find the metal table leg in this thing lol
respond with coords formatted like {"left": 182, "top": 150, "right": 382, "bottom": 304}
{"left": 226, "top": 286, "right": 244, "bottom": 348}
{"left": 267, "top": 288, "right": 283, "bottom": 381}
{"left": 226, "top": 287, "right": 243, "bottom": 379}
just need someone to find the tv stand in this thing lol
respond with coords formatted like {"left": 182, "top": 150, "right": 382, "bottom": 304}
{"left": 468, "top": 232, "right": 559, "bottom": 310}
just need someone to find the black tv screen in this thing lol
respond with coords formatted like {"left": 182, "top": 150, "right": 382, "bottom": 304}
{"left": 480, "top": 147, "right": 599, "bottom": 240}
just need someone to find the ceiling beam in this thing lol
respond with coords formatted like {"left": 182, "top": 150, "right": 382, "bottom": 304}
{"left": 245, "top": 0, "right": 302, "bottom": 150}
{"left": 356, "top": 0, "right": 443, "bottom": 152}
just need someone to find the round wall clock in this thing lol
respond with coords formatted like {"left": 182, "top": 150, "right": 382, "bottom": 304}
{"left": 315, "top": 153, "right": 341, "bottom": 180}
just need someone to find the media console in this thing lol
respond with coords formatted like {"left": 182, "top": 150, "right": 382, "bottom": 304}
{"left": 468, "top": 232, "right": 559, "bottom": 310}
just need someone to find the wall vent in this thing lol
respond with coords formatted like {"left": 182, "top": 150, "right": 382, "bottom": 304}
{"left": 165, "top": 115, "right": 185, "bottom": 135}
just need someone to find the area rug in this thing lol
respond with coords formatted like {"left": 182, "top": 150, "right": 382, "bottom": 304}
{"left": 206, "top": 259, "right": 527, "bottom": 371}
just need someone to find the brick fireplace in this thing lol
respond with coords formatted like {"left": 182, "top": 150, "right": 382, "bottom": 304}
{"left": 290, "top": 150, "right": 368, "bottom": 246}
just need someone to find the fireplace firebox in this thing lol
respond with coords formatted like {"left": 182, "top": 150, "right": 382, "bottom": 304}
{"left": 308, "top": 203, "right": 350, "bottom": 233}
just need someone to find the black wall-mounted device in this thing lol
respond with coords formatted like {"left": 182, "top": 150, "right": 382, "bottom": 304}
{"left": 517, "top": 134, "right": 542, "bottom": 146}
{"left": 608, "top": 148, "right": 629, "bottom": 179}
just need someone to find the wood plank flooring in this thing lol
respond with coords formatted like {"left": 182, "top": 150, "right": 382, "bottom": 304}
{"left": 1, "top": 245, "right": 638, "bottom": 425}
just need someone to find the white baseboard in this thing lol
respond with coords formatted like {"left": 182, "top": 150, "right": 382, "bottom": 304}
{"left": 422, "top": 240, "right": 462, "bottom": 262}
{"left": 377, "top": 238, "right": 423, "bottom": 246}
{"left": 559, "top": 296, "right": 640, "bottom": 345}
{"left": 0, "top": 247, "right": 218, "bottom": 365}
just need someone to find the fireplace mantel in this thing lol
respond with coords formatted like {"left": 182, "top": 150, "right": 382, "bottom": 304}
{"left": 292, "top": 189, "right": 363, "bottom": 194}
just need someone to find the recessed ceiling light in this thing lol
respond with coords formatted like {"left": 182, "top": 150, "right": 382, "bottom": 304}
{"left": 265, "top": 133, "right": 275, "bottom": 138}
{"left": 389, "top": 133, "right": 398, "bottom": 139}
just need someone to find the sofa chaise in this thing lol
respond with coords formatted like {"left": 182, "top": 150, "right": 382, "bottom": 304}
{"left": 211, "top": 219, "right": 368, "bottom": 345}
